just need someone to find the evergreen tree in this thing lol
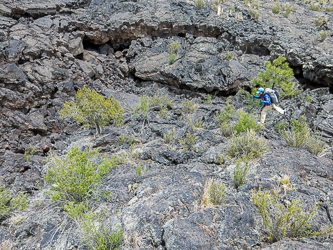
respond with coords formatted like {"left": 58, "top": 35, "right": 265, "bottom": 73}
{"left": 252, "top": 56, "right": 299, "bottom": 96}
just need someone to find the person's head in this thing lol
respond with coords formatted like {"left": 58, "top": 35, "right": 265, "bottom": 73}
{"left": 256, "top": 87, "right": 264, "bottom": 95}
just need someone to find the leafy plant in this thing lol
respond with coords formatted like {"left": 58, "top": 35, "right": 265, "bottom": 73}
{"left": 203, "top": 94, "right": 212, "bottom": 104}
{"left": 45, "top": 146, "right": 117, "bottom": 203}
{"left": 282, "top": 3, "right": 294, "bottom": 17}
{"left": 252, "top": 56, "right": 299, "bottom": 97}
{"left": 314, "top": 16, "right": 327, "bottom": 26}
{"left": 283, "top": 116, "right": 309, "bottom": 148}
{"left": 179, "top": 132, "right": 197, "bottom": 152}
{"left": 119, "top": 134, "right": 136, "bottom": 146}
{"left": 304, "top": 93, "right": 314, "bottom": 102}
{"left": 168, "top": 41, "right": 180, "bottom": 64}
{"left": 252, "top": 189, "right": 331, "bottom": 242}
{"left": 275, "top": 121, "right": 289, "bottom": 133}
{"left": 0, "top": 186, "right": 29, "bottom": 218}
{"left": 181, "top": 100, "right": 199, "bottom": 114}
{"left": 325, "top": 6, "right": 333, "bottom": 11}
{"left": 187, "top": 116, "right": 204, "bottom": 129}
{"left": 215, "top": 101, "right": 236, "bottom": 124}
{"left": 227, "top": 129, "right": 268, "bottom": 158}
{"left": 60, "top": 86, "right": 124, "bottom": 134}
{"left": 306, "top": 133, "right": 327, "bottom": 156}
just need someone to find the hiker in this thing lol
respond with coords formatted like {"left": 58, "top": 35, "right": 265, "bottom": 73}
{"left": 253, "top": 87, "right": 285, "bottom": 124}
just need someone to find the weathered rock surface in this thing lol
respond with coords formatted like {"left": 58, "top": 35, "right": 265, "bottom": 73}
{"left": 1, "top": 0, "right": 333, "bottom": 249}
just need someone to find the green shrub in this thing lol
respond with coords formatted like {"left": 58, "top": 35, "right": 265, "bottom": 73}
{"left": 272, "top": 3, "right": 280, "bottom": 13}
{"left": 309, "top": 2, "right": 321, "bottom": 11}
{"left": 234, "top": 109, "right": 261, "bottom": 134}
{"left": 251, "top": 0, "right": 259, "bottom": 9}
{"left": 249, "top": 9, "right": 259, "bottom": 19}
{"left": 164, "top": 128, "right": 176, "bottom": 144}
{"left": 181, "top": 100, "right": 199, "bottom": 114}
{"left": 233, "top": 155, "right": 251, "bottom": 189}
{"left": 134, "top": 95, "right": 150, "bottom": 120}
{"left": 168, "top": 41, "right": 180, "bottom": 54}
{"left": 60, "top": 86, "right": 124, "bottom": 134}
{"left": 282, "top": 3, "right": 293, "bottom": 17}
{"left": 325, "top": 6, "right": 333, "bottom": 11}
{"left": 187, "top": 116, "right": 204, "bottom": 129}
{"left": 135, "top": 164, "right": 149, "bottom": 177}
{"left": 305, "top": 133, "right": 327, "bottom": 156}
{"left": 227, "top": 129, "right": 268, "bottom": 158}
{"left": 149, "top": 94, "right": 174, "bottom": 108}
{"left": 319, "top": 30, "right": 328, "bottom": 42}
{"left": 252, "top": 56, "right": 299, "bottom": 97}
{"left": 275, "top": 121, "right": 289, "bottom": 133}
{"left": 65, "top": 202, "right": 123, "bottom": 250}
{"left": 169, "top": 53, "right": 177, "bottom": 64}
{"left": 45, "top": 146, "right": 117, "bottom": 203}
{"left": 194, "top": 0, "right": 206, "bottom": 9}
{"left": 225, "top": 52, "right": 233, "bottom": 60}
{"left": 314, "top": 16, "right": 327, "bottom": 26}
{"left": 209, "top": 181, "right": 226, "bottom": 205}
{"left": 252, "top": 189, "right": 332, "bottom": 242}
{"left": 203, "top": 94, "right": 212, "bottom": 104}
{"left": 0, "top": 186, "right": 29, "bottom": 218}
{"left": 179, "top": 132, "right": 197, "bottom": 152}
{"left": 215, "top": 101, "right": 235, "bottom": 124}
{"left": 220, "top": 122, "right": 234, "bottom": 137}
{"left": 283, "top": 116, "right": 309, "bottom": 148}
{"left": 119, "top": 134, "right": 136, "bottom": 146}
{"left": 24, "top": 145, "right": 39, "bottom": 161}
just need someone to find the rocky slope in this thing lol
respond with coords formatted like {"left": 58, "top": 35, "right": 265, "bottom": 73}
{"left": 0, "top": 0, "right": 333, "bottom": 249}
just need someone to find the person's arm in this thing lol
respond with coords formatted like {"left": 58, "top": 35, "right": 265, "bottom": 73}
{"left": 253, "top": 95, "right": 261, "bottom": 99}
{"left": 260, "top": 94, "right": 271, "bottom": 104}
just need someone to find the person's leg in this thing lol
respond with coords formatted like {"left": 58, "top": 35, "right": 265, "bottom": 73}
{"left": 272, "top": 104, "right": 285, "bottom": 114}
{"left": 260, "top": 106, "right": 272, "bottom": 124}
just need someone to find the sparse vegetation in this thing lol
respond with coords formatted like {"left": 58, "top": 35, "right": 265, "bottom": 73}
{"left": 319, "top": 30, "right": 328, "bottom": 42}
{"left": 135, "top": 164, "right": 149, "bottom": 177}
{"left": 203, "top": 94, "right": 212, "bottom": 104}
{"left": 227, "top": 129, "right": 268, "bottom": 158}
{"left": 24, "top": 145, "right": 39, "bottom": 161}
{"left": 164, "top": 128, "right": 176, "bottom": 144}
{"left": 168, "top": 40, "right": 180, "bottom": 64}
{"left": 181, "top": 100, "right": 199, "bottom": 113}
{"left": 225, "top": 51, "right": 233, "bottom": 60}
{"left": 135, "top": 95, "right": 150, "bottom": 120}
{"left": 60, "top": 86, "right": 124, "bottom": 134}
{"left": 201, "top": 178, "right": 226, "bottom": 207}
{"left": 272, "top": 3, "right": 280, "bottom": 13}
{"left": 249, "top": 9, "right": 259, "bottom": 19}
{"left": 0, "top": 186, "right": 29, "bottom": 218}
{"left": 233, "top": 155, "right": 251, "bottom": 189}
{"left": 187, "top": 116, "right": 204, "bottom": 129}
{"left": 215, "top": 102, "right": 236, "bottom": 124}
{"left": 45, "top": 146, "right": 118, "bottom": 203}
{"left": 220, "top": 121, "right": 234, "bottom": 137}
{"left": 233, "top": 109, "right": 262, "bottom": 134}
{"left": 120, "top": 134, "right": 136, "bottom": 146}
{"left": 179, "top": 132, "right": 197, "bottom": 152}
{"left": 309, "top": 2, "right": 322, "bottom": 11}
{"left": 194, "top": 0, "right": 206, "bottom": 9}
{"left": 314, "top": 16, "right": 327, "bottom": 26}
{"left": 252, "top": 189, "right": 333, "bottom": 243}
{"left": 275, "top": 121, "right": 289, "bottom": 133}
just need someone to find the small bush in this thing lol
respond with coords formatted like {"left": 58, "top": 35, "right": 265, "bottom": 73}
{"left": 272, "top": 3, "right": 280, "bottom": 13}
{"left": 325, "top": 6, "right": 333, "bottom": 11}
{"left": 210, "top": 181, "right": 226, "bottom": 205}
{"left": 164, "top": 128, "right": 176, "bottom": 144}
{"left": 252, "top": 189, "right": 331, "bottom": 242}
{"left": 282, "top": 3, "right": 293, "bottom": 17}
{"left": 181, "top": 100, "right": 199, "bottom": 114}
{"left": 135, "top": 164, "right": 149, "bottom": 177}
{"left": 187, "top": 116, "right": 204, "bottom": 129}
{"left": 306, "top": 133, "right": 327, "bottom": 156}
{"left": 169, "top": 53, "right": 177, "bottom": 64}
{"left": 168, "top": 41, "right": 180, "bottom": 54}
{"left": 45, "top": 146, "right": 117, "bottom": 203}
{"left": 215, "top": 102, "right": 235, "bottom": 124}
{"left": 283, "top": 116, "right": 309, "bottom": 148}
{"left": 60, "top": 86, "right": 124, "bottom": 133}
{"left": 309, "top": 3, "right": 321, "bottom": 11}
{"left": 135, "top": 95, "right": 150, "bottom": 120}
{"left": 314, "top": 16, "right": 327, "bottom": 26}
{"left": 120, "top": 134, "right": 136, "bottom": 146}
{"left": 149, "top": 94, "right": 174, "bottom": 108}
{"left": 194, "top": 0, "right": 206, "bottom": 9}
{"left": 319, "top": 30, "right": 328, "bottom": 42}
{"left": 179, "top": 132, "right": 197, "bottom": 152}
{"left": 227, "top": 129, "right": 268, "bottom": 158}
{"left": 233, "top": 154, "right": 252, "bottom": 189}
{"left": 0, "top": 186, "right": 29, "bottom": 218}
{"left": 65, "top": 202, "right": 123, "bottom": 250}
{"left": 24, "top": 145, "right": 39, "bottom": 161}
{"left": 275, "top": 121, "right": 289, "bottom": 133}
{"left": 220, "top": 122, "right": 234, "bottom": 137}
{"left": 225, "top": 51, "right": 233, "bottom": 60}
{"left": 234, "top": 109, "right": 261, "bottom": 134}
{"left": 203, "top": 94, "right": 212, "bottom": 104}
{"left": 250, "top": 9, "right": 259, "bottom": 19}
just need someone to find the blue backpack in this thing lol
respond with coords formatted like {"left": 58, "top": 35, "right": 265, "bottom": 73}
{"left": 265, "top": 88, "right": 279, "bottom": 103}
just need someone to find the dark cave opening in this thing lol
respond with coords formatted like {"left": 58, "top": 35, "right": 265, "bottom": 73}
{"left": 82, "top": 38, "right": 132, "bottom": 56}
{"left": 290, "top": 65, "right": 329, "bottom": 91}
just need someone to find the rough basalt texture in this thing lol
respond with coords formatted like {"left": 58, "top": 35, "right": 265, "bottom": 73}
{"left": 0, "top": 0, "right": 333, "bottom": 249}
